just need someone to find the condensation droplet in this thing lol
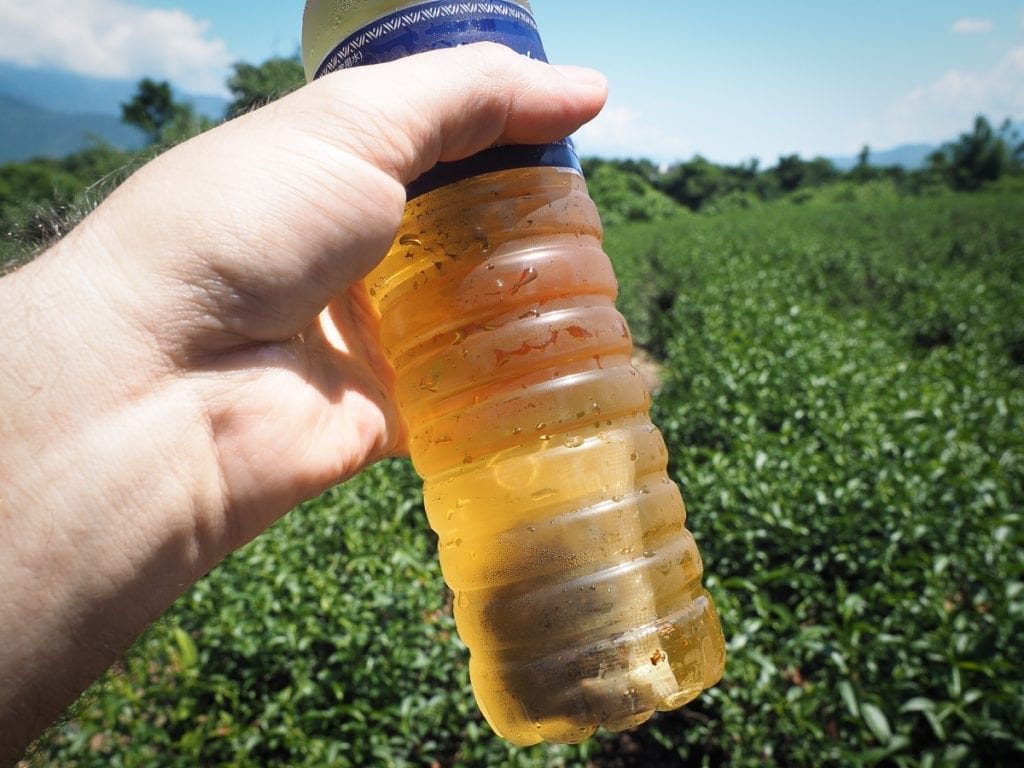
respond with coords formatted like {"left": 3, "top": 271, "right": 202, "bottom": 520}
{"left": 531, "top": 488, "right": 557, "bottom": 502}
{"left": 511, "top": 266, "right": 539, "bottom": 294}
{"left": 630, "top": 452, "right": 639, "bottom": 462}
{"left": 565, "top": 435, "right": 585, "bottom": 449}
{"left": 457, "top": 592, "right": 470, "bottom": 608}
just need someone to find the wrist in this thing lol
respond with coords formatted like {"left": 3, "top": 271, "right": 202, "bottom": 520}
{"left": 0, "top": 249, "right": 228, "bottom": 759}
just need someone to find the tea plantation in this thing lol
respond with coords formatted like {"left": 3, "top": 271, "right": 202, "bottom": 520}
{"left": 25, "top": 186, "right": 1024, "bottom": 766}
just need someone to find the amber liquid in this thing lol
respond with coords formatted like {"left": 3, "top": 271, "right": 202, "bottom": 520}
{"left": 367, "top": 166, "right": 725, "bottom": 745}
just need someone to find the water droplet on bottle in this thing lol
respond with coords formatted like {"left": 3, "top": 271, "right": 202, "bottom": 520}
{"left": 630, "top": 452, "right": 639, "bottom": 462}
{"left": 643, "top": 549, "right": 656, "bottom": 558}
{"left": 565, "top": 435, "right": 585, "bottom": 448}
{"left": 457, "top": 592, "right": 470, "bottom": 608}
{"left": 511, "top": 266, "right": 539, "bottom": 294}
{"left": 531, "top": 488, "right": 557, "bottom": 502}
{"left": 640, "top": 485, "right": 651, "bottom": 495}
{"left": 399, "top": 234, "right": 422, "bottom": 247}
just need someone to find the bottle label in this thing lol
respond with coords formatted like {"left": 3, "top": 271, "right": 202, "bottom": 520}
{"left": 313, "top": 0, "right": 581, "bottom": 197}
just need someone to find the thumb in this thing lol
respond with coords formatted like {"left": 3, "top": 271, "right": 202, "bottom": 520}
{"left": 88, "top": 43, "right": 607, "bottom": 352}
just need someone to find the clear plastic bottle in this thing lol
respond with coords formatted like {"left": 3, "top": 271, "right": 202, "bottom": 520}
{"left": 302, "top": 0, "right": 725, "bottom": 746}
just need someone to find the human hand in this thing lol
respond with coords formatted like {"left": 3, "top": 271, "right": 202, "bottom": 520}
{"left": 0, "top": 43, "right": 606, "bottom": 760}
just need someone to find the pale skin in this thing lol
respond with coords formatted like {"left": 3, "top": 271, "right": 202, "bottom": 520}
{"left": 0, "top": 43, "right": 607, "bottom": 762}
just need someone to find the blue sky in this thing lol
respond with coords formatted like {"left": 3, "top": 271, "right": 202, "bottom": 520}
{"left": 2, "top": 1, "right": 1022, "bottom": 164}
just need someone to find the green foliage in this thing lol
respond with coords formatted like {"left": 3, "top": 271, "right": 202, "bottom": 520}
{"left": 226, "top": 56, "right": 306, "bottom": 118}
{"left": 24, "top": 189, "right": 1023, "bottom": 767}
{"left": 120, "top": 78, "right": 181, "bottom": 144}
{"left": 929, "top": 116, "right": 1020, "bottom": 192}
{"left": 0, "top": 142, "right": 137, "bottom": 267}
{"left": 609, "top": 191, "right": 1024, "bottom": 766}
{"left": 582, "top": 161, "right": 683, "bottom": 226}
{"left": 120, "top": 78, "right": 215, "bottom": 149}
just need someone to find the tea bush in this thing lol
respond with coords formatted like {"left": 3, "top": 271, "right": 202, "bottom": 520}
{"left": 26, "top": 190, "right": 1023, "bottom": 767}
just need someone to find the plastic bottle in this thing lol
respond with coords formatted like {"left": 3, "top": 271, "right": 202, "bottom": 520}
{"left": 302, "top": 0, "right": 725, "bottom": 746}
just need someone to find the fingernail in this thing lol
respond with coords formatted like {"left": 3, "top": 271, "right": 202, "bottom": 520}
{"left": 553, "top": 65, "right": 607, "bottom": 88}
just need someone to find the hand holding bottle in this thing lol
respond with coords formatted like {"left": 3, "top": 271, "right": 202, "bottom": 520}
{"left": 0, "top": 44, "right": 607, "bottom": 763}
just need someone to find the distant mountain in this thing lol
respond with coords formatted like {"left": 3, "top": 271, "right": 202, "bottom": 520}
{"left": 829, "top": 143, "right": 938, "bottom": 172}
{"left": 0, "top": 94, "right": 146, "bottom": 163}
{"left": 829, "top": 120, "right": 1024, "bottom": 171}
{"left": 0, "top": 63, "right": 228, "bottom": 163}
{"left": 0, "top": 62, "right": 228, "bottom": 118}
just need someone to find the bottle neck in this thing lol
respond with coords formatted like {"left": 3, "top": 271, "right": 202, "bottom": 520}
{"left": 302, "top": 0, "right": 581, "bottom": 198}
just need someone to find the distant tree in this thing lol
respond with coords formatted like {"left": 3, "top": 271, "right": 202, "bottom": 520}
{"left": 657, "top": 156, "right": 732, "bottom": 210}
{"left": 937, "top": 115, "right": 1008, "bottom": 191}
{"left": 850, "top": 144, "right": 879, "bottom": 184}
{"left": 998, "top": 118, "right": 1024, "bottom": 172}
{"left": 770, "top": 154, "right": 840, "bottom": 193}
{"left": 226, "top": 56, "right": 305, "bottom": 118}
{"left": 121, "top": 78, "right": 214, "bottom": 147}
{"left": 121, "top": 79, "right": 180, "bottom": 144}
{"left": 583, "top": 162, "right": 682, "bottom": 226}
{"left": 773, "top": 154, "right": 806, "bottom": 192}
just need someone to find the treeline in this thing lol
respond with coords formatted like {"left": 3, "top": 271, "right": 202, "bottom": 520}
{"left": 3, "top": 50, "right": 1023, "bottom": 263}
{"left": 583, "top": 115, "right": 1024, "bottom": 225}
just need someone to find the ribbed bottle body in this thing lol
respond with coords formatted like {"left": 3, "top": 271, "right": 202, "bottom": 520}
{"left": 366, "top": 166, "right": 724, "bottom": 745}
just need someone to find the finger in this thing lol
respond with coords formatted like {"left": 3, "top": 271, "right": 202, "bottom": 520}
{"left": 85, "top": 44, "right": 607, "bottom": 353}
{"left": 307, "top": 43, "right": 609, "bottom": 182}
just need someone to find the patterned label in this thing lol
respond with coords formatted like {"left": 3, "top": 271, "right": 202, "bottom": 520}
{"left": 315, "top": 1, "right": 545, "bottom": 74}
{"left": 313, "top": 0, "right": 580, "bottom": 196}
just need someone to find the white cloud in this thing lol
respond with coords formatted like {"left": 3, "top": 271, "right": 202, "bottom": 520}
{"left": 573, "top": 102, "right": 696, "bottom": 162}
{"left": 951, "top": 17, "right": 994, "bottom": 35}
{"left": 872, "top": 46, "right": 1024, "bottom": 147}
{"left": 0, "top": 0, "right": 232, "bottom": 94}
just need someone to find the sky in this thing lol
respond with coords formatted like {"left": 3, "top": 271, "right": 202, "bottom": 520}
{"left": 0, "top": 1, "right": 1022, "bottom": 165}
